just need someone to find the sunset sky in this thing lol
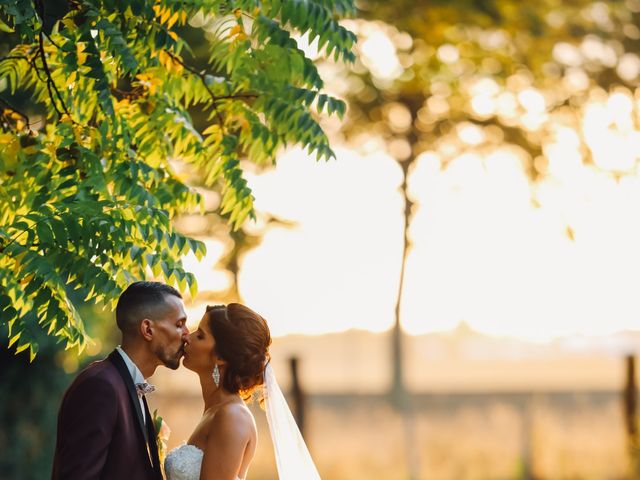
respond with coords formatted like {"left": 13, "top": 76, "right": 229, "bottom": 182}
{"left": 182, "top": 23, "right": 640, "bottom": 343}
{"left": 183, "top": 134, "right": 640, "bottom": 341}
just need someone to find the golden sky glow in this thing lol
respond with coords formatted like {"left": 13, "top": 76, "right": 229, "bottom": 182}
{"left": 180, "top": 21, "right": 640, "bottom": 342}
{"left": 183, "top": 99, "right": 640, "bottom": 341}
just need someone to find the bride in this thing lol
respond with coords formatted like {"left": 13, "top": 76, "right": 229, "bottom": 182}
{"left": 164, "top": 303, "right": 321, "bottom": 480}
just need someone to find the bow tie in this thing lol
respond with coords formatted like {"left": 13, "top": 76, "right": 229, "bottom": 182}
{"left": 135, "top": 382, "right": 155, "bottom": 397}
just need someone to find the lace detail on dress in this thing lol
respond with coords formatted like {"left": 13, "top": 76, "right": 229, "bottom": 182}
{"left": 164, "top": 444, "right": 242, "bottom": 480}
{"left": 165, "top": 444, "right": 203, "bottom": 480}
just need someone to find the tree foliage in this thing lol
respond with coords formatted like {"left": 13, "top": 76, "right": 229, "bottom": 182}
{"left": 347, "top": 0, "right": 640, "bottom": 172}
{"left": 0, "top": 0, "right": 356, "bottom": 359}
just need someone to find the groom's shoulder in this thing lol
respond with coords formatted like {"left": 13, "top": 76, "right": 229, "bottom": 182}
{"left": 58, "top": 355, "right": 123, "bottom": 416}
{"left": 67, "top": 354, "right": 121, "bottom": 393}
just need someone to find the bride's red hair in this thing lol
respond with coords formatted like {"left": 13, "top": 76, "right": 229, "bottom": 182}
{"left": 205, "top": 303, "right": 272, "bottom": 401}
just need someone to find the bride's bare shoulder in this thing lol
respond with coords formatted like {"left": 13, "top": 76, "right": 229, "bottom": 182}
{"left": 209, "top": 401, "right": 256, "bottom": 438}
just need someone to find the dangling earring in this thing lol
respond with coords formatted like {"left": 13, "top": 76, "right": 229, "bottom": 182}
{"left": 212, "top": 364, "right": 220, "bottom": 387}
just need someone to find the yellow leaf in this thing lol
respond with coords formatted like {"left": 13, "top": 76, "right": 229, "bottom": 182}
{"left": 62, "top": 18, "right": 76, "bottom": 31}
{"left": 66, "top": 70, "right": 77, "bottom": 86}
{"left": 157, "top": 50, "right": 169, "bottom": 67}
{"left": 8, "top": 332, "right": 20, "bottom": 348}
{"left": 114, "top": 98, "right": 130, "bottom": 111}
{"left": 44, "top": 142, "right": 57, "bottom": 156}
{"left": 73, "top": 124, "right": 83, "bottom": 143}
{"left": 158, "top": 50, "right": 183, "bottom": 74}
{"left": 167, "top": 11, "right": 180, "bottom": 29}
{"left": 77, "top": 42, "right": 87, "bottom": 64}
{"left": 203, "top": 124, "right": 221, "bottom": 136}
{"left": 566, "top": 225, "right": 575, "bottom": 241}
{"left": 47, "top": 319, "right": 57, "bottom": 335}
{"left": 160, "top": 7, "right": 171, "bottom": 25}
{"left": 136, "top": 72, "right": 161, "bottom": 94}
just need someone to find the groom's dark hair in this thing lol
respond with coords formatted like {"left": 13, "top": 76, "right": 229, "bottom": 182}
{"left": 116, "top": 281, "right": 182, "bottom": 335}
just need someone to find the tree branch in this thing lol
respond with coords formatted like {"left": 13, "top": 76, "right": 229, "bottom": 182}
{"left": 163, "top": 50, "right": 257, "bottom": 128}
{"left": 34, "top": 0, "right": 73, "bottom": 121}
{"left": 164, "top": 50, "right": 225, "bottom": 126}
{"left": 43, "top": 30, "right": 63, "bottom": 50}
{"left": 38, "top": 31, "right": 70, "bottom": 119}
{"left": 212, "top": 93, "right": 258, "bottom": 101}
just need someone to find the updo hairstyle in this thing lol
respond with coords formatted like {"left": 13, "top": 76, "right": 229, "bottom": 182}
{"left": 205, "top": 303, "right": 272, "bottom": 401}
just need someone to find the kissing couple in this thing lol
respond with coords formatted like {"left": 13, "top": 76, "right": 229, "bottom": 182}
{"left": 51, "top": 281, "right": 320, "bottom": 480}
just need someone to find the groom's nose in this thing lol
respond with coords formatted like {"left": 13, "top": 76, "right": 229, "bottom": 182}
{"left": 180, "top": 324, "right": 190, "bottom": 340}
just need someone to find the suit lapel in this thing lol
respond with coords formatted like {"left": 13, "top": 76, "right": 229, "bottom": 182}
{"left": 143, "top": 395, "right": 163, "bottom": 478}
{"left": 108, "top": 350, "right": 148, "bottom": 445}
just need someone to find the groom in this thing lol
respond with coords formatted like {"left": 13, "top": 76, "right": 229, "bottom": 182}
{"left": 51, "top": 282, "right": 190, "bottom": 480}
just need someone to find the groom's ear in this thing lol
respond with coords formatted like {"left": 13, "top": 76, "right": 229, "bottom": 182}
{"left": 140, "top": 318, "right": 154, "bottom": 341}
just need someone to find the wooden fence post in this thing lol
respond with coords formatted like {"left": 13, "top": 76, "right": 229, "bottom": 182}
{"left": 624, "top": 355, "right": 637, "bottom": 441}
{"left": 520, "top": 395, "right": 534, "bottom": 480}
{"left": 289, "top": 356, "right": 306, "bottom": 436}
{"left": 624, "top": 354, "right": 639, "bottom": 478}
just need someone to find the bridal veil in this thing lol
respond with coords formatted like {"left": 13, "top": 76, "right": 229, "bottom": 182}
{"left": 263, "top": 363, "right": 321, "bottom": 480}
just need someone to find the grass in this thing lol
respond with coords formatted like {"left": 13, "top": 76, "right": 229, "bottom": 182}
{"left": 151, "top": 390, "right": 633, "bottom": 480}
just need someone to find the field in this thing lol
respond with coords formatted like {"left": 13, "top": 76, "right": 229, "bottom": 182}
{"left": 152, "top": 390, "right": 631, "bottom": 480}
{"left": 149, "top": 329, "right": 639, "bottom": 479}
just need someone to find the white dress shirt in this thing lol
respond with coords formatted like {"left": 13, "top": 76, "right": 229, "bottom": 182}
{"left": 116, "top": 346, "right": 148, "bottom": 423}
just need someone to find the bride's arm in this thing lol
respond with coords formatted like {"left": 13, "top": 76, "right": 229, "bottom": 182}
{"left": 199, "top": 405, "right": 254, "bottom": 480}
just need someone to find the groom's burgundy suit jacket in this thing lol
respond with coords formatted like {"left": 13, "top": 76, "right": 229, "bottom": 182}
{"left": 51, "top": 350, "right": 163, "bottom": 480}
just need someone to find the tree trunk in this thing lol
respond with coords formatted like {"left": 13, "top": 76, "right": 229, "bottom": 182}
{"left": 391, "top": 157, "right": 413, "bottom": 403}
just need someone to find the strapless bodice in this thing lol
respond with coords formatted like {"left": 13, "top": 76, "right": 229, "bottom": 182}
{"left": 164, "top": 444, "right": 242, "bottom": 480}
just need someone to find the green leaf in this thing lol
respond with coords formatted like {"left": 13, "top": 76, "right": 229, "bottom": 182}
{"left": 50, "top": 218, "right": 68, "bottom": 247}
{"left": 36, "top": 221, "right": 54, "bottom": 246}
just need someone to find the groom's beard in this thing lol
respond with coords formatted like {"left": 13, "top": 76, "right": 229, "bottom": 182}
{"left": 155, "top": 344, "right": 185, "bottom": 370}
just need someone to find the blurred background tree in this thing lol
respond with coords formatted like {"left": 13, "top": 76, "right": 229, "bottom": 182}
{"left": 335, "top": 0, "right": 640, "bottom": 399}
{"left": 327, "top": 1, "right": 640, "bottom": 477}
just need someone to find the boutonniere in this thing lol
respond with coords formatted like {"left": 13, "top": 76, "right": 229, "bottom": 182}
{"left": 152, "top": 409, "right": 171, "bottom": 469}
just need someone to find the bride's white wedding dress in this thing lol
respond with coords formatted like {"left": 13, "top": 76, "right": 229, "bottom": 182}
{"left": 165, "top": 364, "right": 320, "bottom": 480}
{"left": 164, "top": 444, "right": 242, "bottom": 480}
